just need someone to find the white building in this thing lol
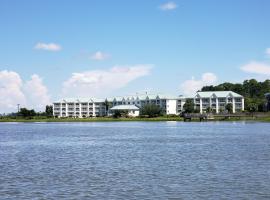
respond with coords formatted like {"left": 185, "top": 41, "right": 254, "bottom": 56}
{"left": 53, "top": 98, "right": 107, "bottom": 118}
{"left": 192, "top": 91, "right": 244, "bottom": 114}
{"left": 110, "top": 105, "right": 140, "bottom": 117}
{"left": 110, "top": 94, "right": 186, "bottom": 115}
{"left": 52, "top": 91, "right": 244, "bottom": 117}
{"left": 53, "top": 94, "right": 186, "bottom": 118}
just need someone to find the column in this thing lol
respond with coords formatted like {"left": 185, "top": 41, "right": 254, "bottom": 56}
{"left": 79, "top": 103, "right": 82, "bottom": 118}
{"left": 59, "top": 103, "right": 62, "bottom": 117}
{"left": 87, "top": 102, "right": 89, "bottom": 117}
{"left": 216, "top": 98, "right": 219, "bottom": 113}
{"left": 200, "top": 98, "right": 203, "bottom": 114}
{"left": 242, "top": 98, "right": 245, "bottom": 111}
{"left": 66, "top": 103, "right": 68, "bottom": 117}
{"left": 232, "top": 98, "right": 235, "bottom": 113}
{"left": 93, "top": 103, "right": 96, "bottom": 117}
{"left": 209, "top": 98, "right": 212, "bottom": 111}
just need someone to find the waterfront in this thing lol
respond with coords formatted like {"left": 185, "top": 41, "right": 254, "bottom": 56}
{"left": 0, "top": 122, "right": 270, "bottom": 199}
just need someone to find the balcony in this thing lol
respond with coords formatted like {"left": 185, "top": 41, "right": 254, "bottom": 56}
{"left": 235, "top": 98, "right": 242, "bottom": 103}
{"left": 218, "top": 98, "right": 226, "bottom": 103}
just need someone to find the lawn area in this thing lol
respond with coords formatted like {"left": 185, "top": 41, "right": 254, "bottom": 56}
{"left": 0, "top": 116, "right": 183, "bottom": 122}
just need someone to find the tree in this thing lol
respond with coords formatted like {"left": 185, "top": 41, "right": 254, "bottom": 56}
{"left": 246, "top": 103, "right": 258, "bottom": 113}
{"left": 206, "top": 107, "right": 212, "bottom": 113}
{"left": 225, "top": 103, "right": 233, "bottom": 113}
{"left": 104, "top": 99, "right": 113, "bottom": 114}
{"left": 183, "top": 99, "right": 195, "bottom": 113}
{"left": 19, "top": 108, "right": 36, "bottom": 118}
{"left": 140, "top": 104, "right": 162, "bottom": 117}
{"left": 45, "top": 105, "right": 53, "bottom": 117}
{"left": 112, "top": 110, "right": 128, "bottom": 118}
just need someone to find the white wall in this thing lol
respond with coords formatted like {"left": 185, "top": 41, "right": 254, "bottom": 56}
{"left": 166, "top": 100, "right": 177, "bottom": 115}
{"left": 128, "top": 110, "right": 139, "bottom": 117}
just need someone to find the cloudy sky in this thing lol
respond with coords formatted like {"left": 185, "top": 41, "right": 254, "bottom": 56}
{"left": 1, "top": 0, "right": 270, "bottom": 113}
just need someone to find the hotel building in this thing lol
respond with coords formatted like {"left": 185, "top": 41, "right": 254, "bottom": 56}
{"left": 53, "top": 98, "right": 107, "bottom": 118}
{"left": 192, "top": 91, "right": 244, "bottom": 114}
{"left": 53, "top": 94, "right": 186, "bottom": 118}
{"left": 53, "top": 91, "right": 244, "bottom": 117}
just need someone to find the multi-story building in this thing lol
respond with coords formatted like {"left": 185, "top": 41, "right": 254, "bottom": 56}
{"left": 110, "top": 94, "right": 186, "bottom": 115}
{"left": 53, "top": 98, "right": 107, "bottom": 118}
{"left": 53, "top": 94, "right": 186, "bottom": 118}
{"left": 52, "top": 91, "right": 244, "bottom": 117}
{"left": 192, "top": 91, "right": 244, "bottom": 114}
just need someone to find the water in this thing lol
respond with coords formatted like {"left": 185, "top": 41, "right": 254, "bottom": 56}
{"left": 0, "top": 122, "right": 270, "bottom": 199}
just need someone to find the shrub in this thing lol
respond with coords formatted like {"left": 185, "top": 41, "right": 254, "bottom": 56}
{"left": 140, "top": 104, "right": 163, "bottom": 118}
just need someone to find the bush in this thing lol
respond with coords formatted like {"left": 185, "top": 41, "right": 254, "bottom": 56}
{"left": 183, "top": 99, "right": 195, "bottom": 113}
{"left": 225, "top": 103, "right": 233, "bottom": 113}
{"left": 140, "top": 104, "right": 163, "bottom": 118}
{"left": 113, "top": 110, "right": 128, "bottom": 118}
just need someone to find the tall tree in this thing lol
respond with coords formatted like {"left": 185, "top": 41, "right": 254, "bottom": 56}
{"left": 183, "top": 99, "right": 195, "bottom": 113}
{"left": 45, "top": 105, "right": 53, "bottom": 117}
{"left": 19, "top": 108, "right": 36, "bottom": 118}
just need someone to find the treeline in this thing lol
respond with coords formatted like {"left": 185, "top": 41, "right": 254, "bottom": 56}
{"left": 201, "top": 79, "right": 270, "bottom": 112}
{"left": 16, "top": 105, "right": 53, "bottom": 118}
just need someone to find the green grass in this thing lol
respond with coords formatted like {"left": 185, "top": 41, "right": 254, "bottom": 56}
{"left": 1, "top": 116, "right": 270, "bottom": 123}
{"left": 0, "top": 116, "right": 183, "bottom": 122}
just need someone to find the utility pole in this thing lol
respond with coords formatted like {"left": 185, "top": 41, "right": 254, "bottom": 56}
{"left": 17, "top": 104, "right": 20, "bottom": 113}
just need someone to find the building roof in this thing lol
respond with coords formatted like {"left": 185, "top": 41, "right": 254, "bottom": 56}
{"left": 55, "top": 97, "right": 105, "bottom": 103}
{"left": 110, "top": 105, "right": 139, "bottom": 110}
{"left": 54, "top": 93, "right": 185, "bottom": 103}
{"left": 111, "top": 93, "right": 183, "bottom": 101}
{"left": 196, "top": 91, "right": 243, "bottom": 98}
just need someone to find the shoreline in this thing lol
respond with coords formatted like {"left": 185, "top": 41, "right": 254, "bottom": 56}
{"left": 1, "top": 116, "right": 270, "bottom": 123}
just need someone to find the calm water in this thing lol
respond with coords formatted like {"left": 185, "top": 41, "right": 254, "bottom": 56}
{"left": 0, "top": 122, "right": 270, "bottom": 199}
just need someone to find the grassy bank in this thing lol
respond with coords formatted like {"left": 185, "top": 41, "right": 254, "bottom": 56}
{"left": 0, "top": 116, "right": 184, "bottom": 122}
{"left": 1, "top": 115, "right": 270, "bottom": 122}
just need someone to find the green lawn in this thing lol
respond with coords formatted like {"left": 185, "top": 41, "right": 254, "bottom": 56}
{"left": 0, "top": 116, "right": 183, "bottom": 122}
{"left": 1, "top": 115, "right": 270, "bottom": 123}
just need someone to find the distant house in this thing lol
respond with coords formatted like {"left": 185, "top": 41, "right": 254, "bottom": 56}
{"left": 191, "top": 91, "right": 244, "bottom": 114}
{"left": 109, "top": 105, "right": 140, "bottom": 117}
{"left": 265, "top": 93, "right": 270, "bottom": 111}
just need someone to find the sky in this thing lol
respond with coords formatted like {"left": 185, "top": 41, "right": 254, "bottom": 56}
{"left": 1, "top": 0, "right": 270, "bottom": 113}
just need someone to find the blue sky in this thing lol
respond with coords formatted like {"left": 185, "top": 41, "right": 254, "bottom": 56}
{"left": 1, "top": 0, "right": 270, "bottom": 112}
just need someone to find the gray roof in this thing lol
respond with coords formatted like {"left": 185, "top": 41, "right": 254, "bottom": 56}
{"left": 111, "top": 93, "right": 182, "bottom": 101}
{"left": 110, "top": 105, "right": 139, "bottom": 110}
{"left": 196, "top": 91, "right": 243, "bottom": 98}
{"left": 55, "top": 97, "right": 105, "bottom": 103}
{"left": 54, "top": 93, "right": 185, "bottom": 103}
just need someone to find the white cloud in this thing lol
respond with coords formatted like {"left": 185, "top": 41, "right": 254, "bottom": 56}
{"left": 34, "top": 42, "right": 62, "bottom": 51}
{"left": 266, "top": 48, "right": 270, "bottom": 56}
{"left": 0, "top": 70, "right": 50, "bottom": 114}
{"left": 0, "top": 70, "right": 26, "bottom": 113}
{"left": 180, "top": 73, "right": 217, "bottom": 96}
{"left": 159, "top": 1, "right": 178, "bottom": 11}
{"left": 90, "top": 51, "right": 110, "bottom": 61}
{"left": 62, "top": 65, "right": 153, "bottom": 97}
{"left": 23, "top": 74, "right": 51, "bottom": 111}
{"left": 240, "top": 61, "right": 270, "bottom": 75}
